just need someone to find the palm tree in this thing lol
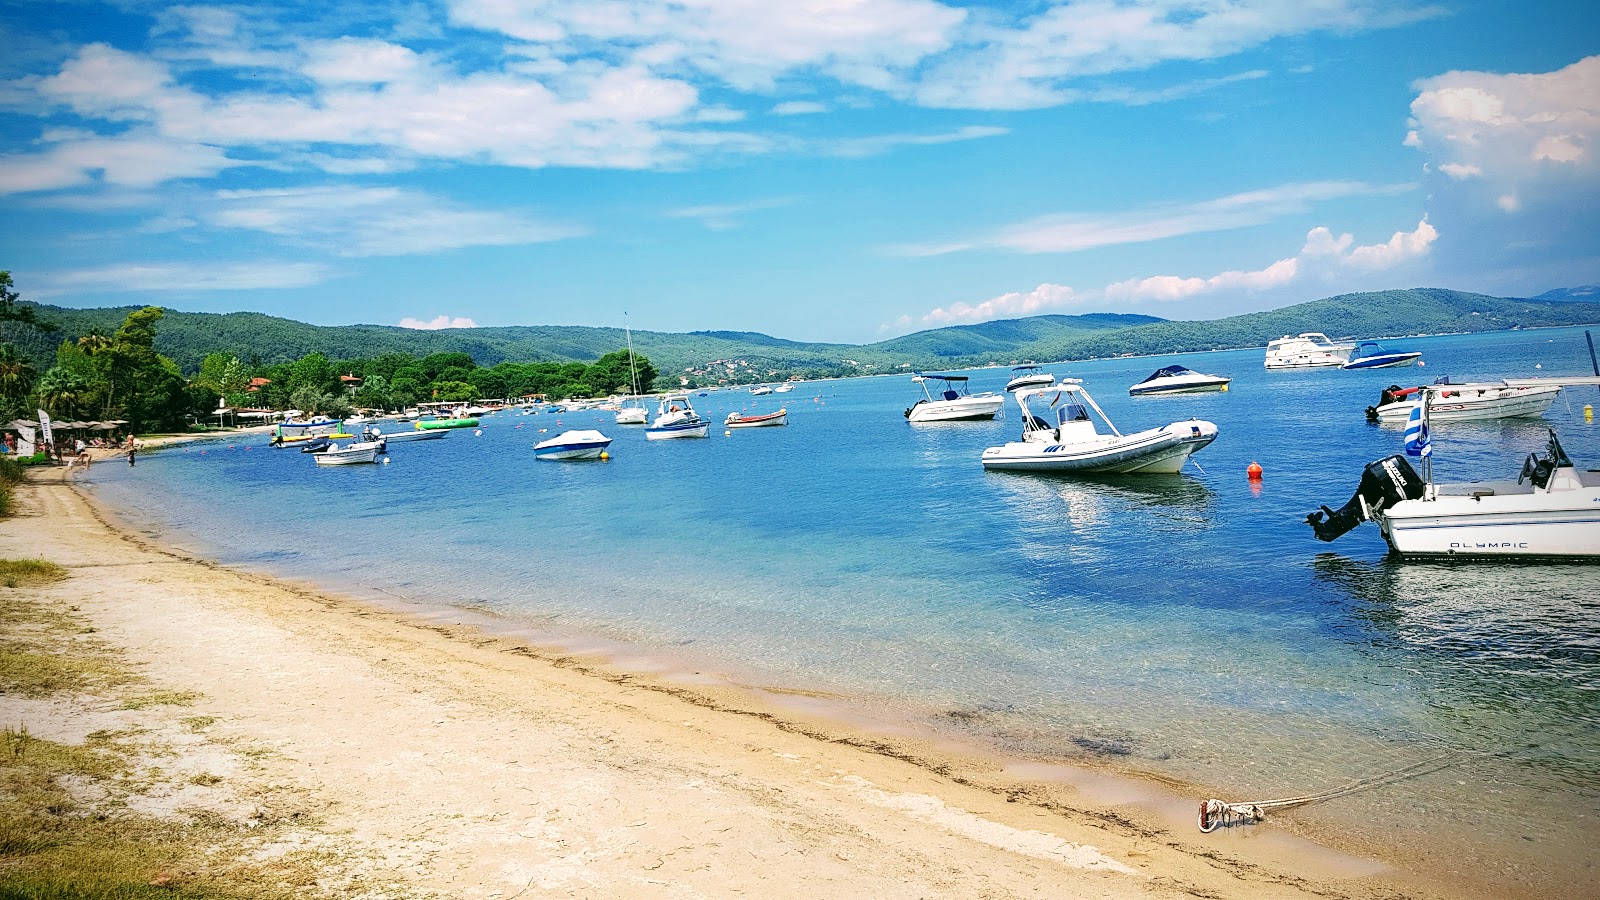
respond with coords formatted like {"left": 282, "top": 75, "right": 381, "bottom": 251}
{"left": 0, "top": 344, "right": 34, "bottom": 411}
{"left": 35, "top": 367, "right": 91, "bottom": 419}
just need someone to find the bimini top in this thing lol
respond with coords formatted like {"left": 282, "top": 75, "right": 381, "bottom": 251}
{"left": 1136, "top": 365, "right": 1196, "bottom": 383}
{"left": 1010, "top": 365, "right": 1042, "bottom": 373}
{"left": 912, "top": 373, "right": 969, "bottom": 382}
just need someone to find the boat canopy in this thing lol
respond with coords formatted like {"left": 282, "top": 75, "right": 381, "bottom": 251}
{"left": 913, "top": 373, "right": 968, "bottom": 382}
{"left": 1137, "top": 365, "right": 1195, "bottom": 383}
{"left": 1011, "top": 365, "right": 1041, "bottom": 373}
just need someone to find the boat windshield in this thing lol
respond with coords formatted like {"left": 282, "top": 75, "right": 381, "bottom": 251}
{"left": 1138, "top": 365, "right": 1192, "bottom": 383}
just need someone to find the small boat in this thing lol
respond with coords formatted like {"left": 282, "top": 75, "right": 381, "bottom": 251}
{"left": 273, "top": 416, "right": 343, "bottom": 441}
{"left": 725, "top": 408, "right": 787, "bottom": 428}
{"left": 368, "top": 426, "right": 447, "bottom": 443}
{"left": 299, "top": 437, "right": 332, "bottom": 454}
{"left": 774, "top": 383, "right": 795, "bottom": 393}
{"left": 417, "top": 417, "right": 479, "bottom": 430}
{"left": 646, "top": 395, "right": 710, "bottom": 440}
{"left": 1128, "top": 365, "right": 1231, "bottom": 396}
{"left": 904, "top": 374, "right": 1005, "bottom": 423}
{"left": 980, "top": 381, "right": 1218, "bottom": 474}
{"left": 750, "top": 386, "right": 773, "bottom": 396}
{"left": 534, "top": 429, "right": 612, "bottom": 460}
{"left": 1365, "top": 378, "right": 1564, "bottom": 423}
{"left": 1341, "top": 342, "right": 1422, "bottom": 369}
{"left": 1005, "top": 365, "right": 1055, "bottom": 392}
{"left": 1264, "top": 332, "right": 1355, "bottom": 369}
{"left": 1308, "top": 377, "right": 1600, "bottom": 557}
{"left": 615, "top": 403, "right": 648, "bottom": 425}
{"left": 312, "top": 440, "right": 382, "bottom": 466}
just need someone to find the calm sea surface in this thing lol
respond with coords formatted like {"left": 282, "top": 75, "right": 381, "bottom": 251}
{"left": 89, "top": 326, "right": 1600, "bottom": 874}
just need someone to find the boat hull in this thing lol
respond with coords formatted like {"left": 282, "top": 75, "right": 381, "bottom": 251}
{"left": 1373, "top": 385, "right": 1561, "bottom": 423}
{"left": 615, "top": 408, "right": 648, "bottom": 425}
{"left": 1128, "top": 377, "right": 1231, "bottom": 396}
{"left": 1342, "top": 353, "right": 1422, "bottom": 369}
{"left": 1378, "top": 489, "right": 1600, "bottom": 557}
{"left": 981, "top": 422, "right": 1217, "bottom": 474}
{"left": 534, "top": 429, "right": 611, "bottom": 459}
{"left": 377, "top": 428, "right": 448, "bottom": 442}
{"left": 646, "top": 421, "right": 709, "bottom": 439}
{"left": 313, "top": 447, "right": 380, "bottom": 465}
{"left": 906, "top": 395, "right": 1005, "bottom": 422}
{"left": 726, "top": 410, "right": 787, "bottom": 428}
{"left": 1005, "top": 374, "right": 1055, "bottom": 392}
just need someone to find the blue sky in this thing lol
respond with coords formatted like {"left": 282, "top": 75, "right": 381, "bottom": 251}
{"left": 1, "top": 0, "right": 1596, "bottom": 343}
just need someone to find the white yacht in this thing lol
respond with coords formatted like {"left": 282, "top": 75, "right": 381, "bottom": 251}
{"left": 774, "top": 382, "right": 795, "bottom": 393}
{"left": 1264, "top": 333, "right": 1356, "bottom": 369}
{"left": 1365, "top": 379, "right": 1564, "bottom": 423}
{"left": 1308, "top": 377, "right": 1600, "bottom": 558}
{"left": 1005, "top": 365, "right": 1056, "bottom": 392}
{"left": 646, "top": 394, "right": 710, "bottom": 439}
{"left": 904, "top": 374, "right": 1005, "bottom": 423}
{"left": 980, "top": 381, "right": 1218, "bottom": 474}
{"left": 750, "top": 386, "right": 773, "bottom": 396}
{"left": 1128, "top": 365, "right": 1231, "bottom": 396}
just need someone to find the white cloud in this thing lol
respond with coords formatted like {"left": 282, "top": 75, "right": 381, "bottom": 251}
{"left": 1437, "top": 162, "right": 1481, "bottom": 180}
{"left": 916, "top": 217, "right": 1437, "bottom": 325}
{"left": 665, "top": 197, "right": 792, "bottom": 229}
{"left": 772, "top": 100, "right": 828, "bottom": 115}
{"left": 0, "top": 130, "right": 239, "bottom": 195}
{"left": 824, "top": 124, "right": 1008, "bottom": 158}
{"left": 202, "top": 185, "right": 586, "bottom": 256}
{"left": 398, "top": 315, "right": 479, "bottom": 329}
{"left": 31, "top": 261, "right": 333, "bottom": 295}
{"left": 892, "top": 180, "right": 1410, "bottom": 256}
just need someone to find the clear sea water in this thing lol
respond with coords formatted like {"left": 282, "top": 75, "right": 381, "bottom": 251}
{"left": 88, "top": 326, "right": 1600, "bottom": 882}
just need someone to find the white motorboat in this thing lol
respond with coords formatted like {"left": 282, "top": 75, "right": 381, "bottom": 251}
{"left": 1128, "top": 365, "right": 1231, "bottom": 396}
{"left": 1308, "top": 377, "right": 1600, "bottom": 558}
{"left": 904, "top": 374, "right": 1005, "bottom": 423}
{"left": 535, "top": 429, "right": 612, "bottom": 460}
{"left": 1264, "top": 332, "right": 1356, "bottom": 369}
{"left": 750, "top": 386, "right": 773, "bottom": 396}
{"left": 980, "top": 381, "right": 1218, "bottom": 474}
{"left": 725, "top": 408, "right": 787, "bottom": 428}
{"left": 365, "top": 425, "right": 447, "bottom": 443}
{"left": 646, "top": 394, "right": 710, "bottom": 439}
{"left": 1365, "top": 378, "right": 1563, "bottom": 423}
{"left": 312, "top": 440, "right": 382, "bottom": 466}
{"left": 774, "top": 383, "right": 795, "bottom": 393}
{"left": 1005, "top": 365, "right": 1056, "bottom": 392}
{"left": 1341, "top": 341, "right": 1422, "bottom": 369}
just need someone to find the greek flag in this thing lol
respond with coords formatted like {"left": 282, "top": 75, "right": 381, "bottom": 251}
{"left": 1404, "top": 404, "right": 1431, "bottom": 457}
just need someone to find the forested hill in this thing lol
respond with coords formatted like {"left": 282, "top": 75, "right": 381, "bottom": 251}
{"left": 8, "top": 287, "right": 1599, "bottom": 381}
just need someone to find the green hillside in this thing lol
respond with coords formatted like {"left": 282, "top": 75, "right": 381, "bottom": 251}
{"left": 6, "top": 287, "right": 1598, "bottom": 385}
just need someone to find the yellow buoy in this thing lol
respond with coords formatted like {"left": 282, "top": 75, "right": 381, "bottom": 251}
{"left": 724, "top": 429, "right": 732, "bottom": 436}
{"left": 1586, "top": 404, "right": 1594, "bottom": 422}
{"left": 1220, "top": 384, "right": 1229, "bottom": 392}
{"left": 600, "top": 451, "right": 610, "bottom": 460}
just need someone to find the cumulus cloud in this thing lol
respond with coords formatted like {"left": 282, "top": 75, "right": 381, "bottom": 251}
{"left": 0, "top": 129, "right": 239, "bottom": 195}
{"left": 918, "top": 217, "right": 1437, "bottom": 325}
{"left": 892, "top": 180, "right": 1410, "bottom": 256}
{"left": 398, "top": 315, "right": 479, "bottom": 329}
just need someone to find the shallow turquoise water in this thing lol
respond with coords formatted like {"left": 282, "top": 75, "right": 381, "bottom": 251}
{"left": 90, "top": 326, "right": 1600, "bottom": 862}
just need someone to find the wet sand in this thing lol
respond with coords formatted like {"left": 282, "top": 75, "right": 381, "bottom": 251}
{"left": 0, "top": 472, "right": 1512, "bottom": 898}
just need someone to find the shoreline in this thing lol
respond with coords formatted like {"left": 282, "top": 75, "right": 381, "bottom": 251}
{"left": 4, "top": 473, "right": 1509, "bottom": 898}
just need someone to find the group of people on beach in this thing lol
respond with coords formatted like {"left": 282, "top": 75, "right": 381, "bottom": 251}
{"left": 64, "top": 435, "right": 138, "bottom": 474}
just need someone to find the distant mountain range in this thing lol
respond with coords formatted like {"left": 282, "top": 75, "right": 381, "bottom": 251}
{"left": 9, "top": 287, "right": 1599, "bottom": 384}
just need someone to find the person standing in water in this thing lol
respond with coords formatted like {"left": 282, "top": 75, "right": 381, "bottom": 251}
{"left": 125, "top": 435, "right": 137, "bottom": 467}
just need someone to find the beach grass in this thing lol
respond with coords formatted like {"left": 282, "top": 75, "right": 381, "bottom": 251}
{"left": 0, "top": 557, "right": 67, "bottom": 587}
{"left": 0, "top": 566, "right": 120, "bottom": 697}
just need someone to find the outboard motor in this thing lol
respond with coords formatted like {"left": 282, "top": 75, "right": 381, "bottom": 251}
{"left": 1365, "top": 385, "right": 1404, "bottom": 421}
{"left": 1305, "top": 455, "right": 1426, "bottom": 542}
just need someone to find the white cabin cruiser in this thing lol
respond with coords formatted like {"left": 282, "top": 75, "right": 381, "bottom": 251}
{"left": 535, "top": 429, "right": 612, "bottom": 460}
{"left": 1366, "top": 378, "right": 1564, "bottom": 423}
{"left": 1309, "top": 377, "right": 1600, "bottom": 558}
{"left": 646, "top": 394, "right": 710, "bottom": 439}
{"left": 1005, "top": 366, "right": 1056, "bottom": 392}
{"left": 774, "top": 382, "right": 795, "bottom": 393}
{"left": 750, "top": 386, "right": 773, "bottom": 396}
{"left": 980, "top": 381, "right": 1218, "bottom": 474}
{"left": 1128, "top": 365, "right": 1231, "bottom": 396}
{"left": 904, "top": 374, "right": 1005, "bottom": 423}
{"left": 1264, "top": 333, "right": 1355, "bottom": 369}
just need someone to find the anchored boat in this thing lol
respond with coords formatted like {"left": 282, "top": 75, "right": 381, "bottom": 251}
{"left": 725, "top": 408, "right": 787, "bottom": 428}
{"left": 312, "top": 440, "right": 382, "bottom": 466}
{"left": 1366, "top": 378, "right": 1564, "bottom": 423}
{"left": 980, "top": 381, "right": 1218, "bottom": 474}
{"left": 1005, "top": 365, "right": 1056, "bottom": 392}
{"left": 534, "top": 429, "right": 612, "bottom": 460}
{"left": 904, "top": 374, "right": 1004, "bottom": 423}
{"left": 1341, "top": 341, "right": 1422, "bottom": 369}
{"left": 646, "top": 394, "right": 710, "bottom": 439}
{"left": 1309, "top": 377, "right": 1600, "bottom": 558}
{"left": 1128, "top": 365, "right": 1231, "bottom": 396}
{"left": 366, "top": 425, "right": 447, "bottom": 443}
{"left": 1264, "top": 333, "right": 1355, "bottom": 369}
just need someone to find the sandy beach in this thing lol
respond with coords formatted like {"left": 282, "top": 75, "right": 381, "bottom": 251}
{"left": 0, "top": 472, "right": 1510, "bottom": 899}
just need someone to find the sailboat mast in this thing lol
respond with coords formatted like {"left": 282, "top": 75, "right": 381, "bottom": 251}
{"left": 625, "top": 313, "right": 641, "bottom": 396}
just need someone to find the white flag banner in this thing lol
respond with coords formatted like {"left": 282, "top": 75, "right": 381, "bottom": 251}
{"left": 37, "top": 409, "right": 54, "bottom": 449}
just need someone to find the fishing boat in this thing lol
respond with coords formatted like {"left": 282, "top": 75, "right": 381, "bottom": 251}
{"left": 534, "top": 429, "right": 612, "bottom": 460}
{"left": 312, "top": 440, "right": 382, "bottom": 466}
{"left": 615, "top": 317, "right": 650, "bottom": 425}
{"left": 725, "top": 408, "right": 787, "bottom": 428}
{"left": 1308, "top": 377, "right": 1600, "bottom": 558}
{"left": 904, "top": 374, "right": 1005, "bottom": 423}
{"left": 1128, "top": 365, "right": 1231, "bottom": 396}
{"left": 646, "top": 395, "right": 709, "bottom": 440}
{"left": 1365, "top": 378, "right": 1564, "bottom": 423}
{"left": 1264, "top": 333, "right": 1356, "bottom": 369}
{"left": 1005, "top": 365, "right": 1055, "bottom": 392}
{"left": 417, "top": 417, "right": 479, "bottom": 430}
{"left": 1341, "top": 341, "right": 1422, "bottom": 369}
{"left": 980, "top": 381, "right": 1218, "bottom": 474}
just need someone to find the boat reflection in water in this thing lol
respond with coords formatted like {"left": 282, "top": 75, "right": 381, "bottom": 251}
{"left": 988, "top": 471, "right": 1216, "bottom": 564}
{"left": 1310, "top": 552, "right": 1600, "bottom": 780}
